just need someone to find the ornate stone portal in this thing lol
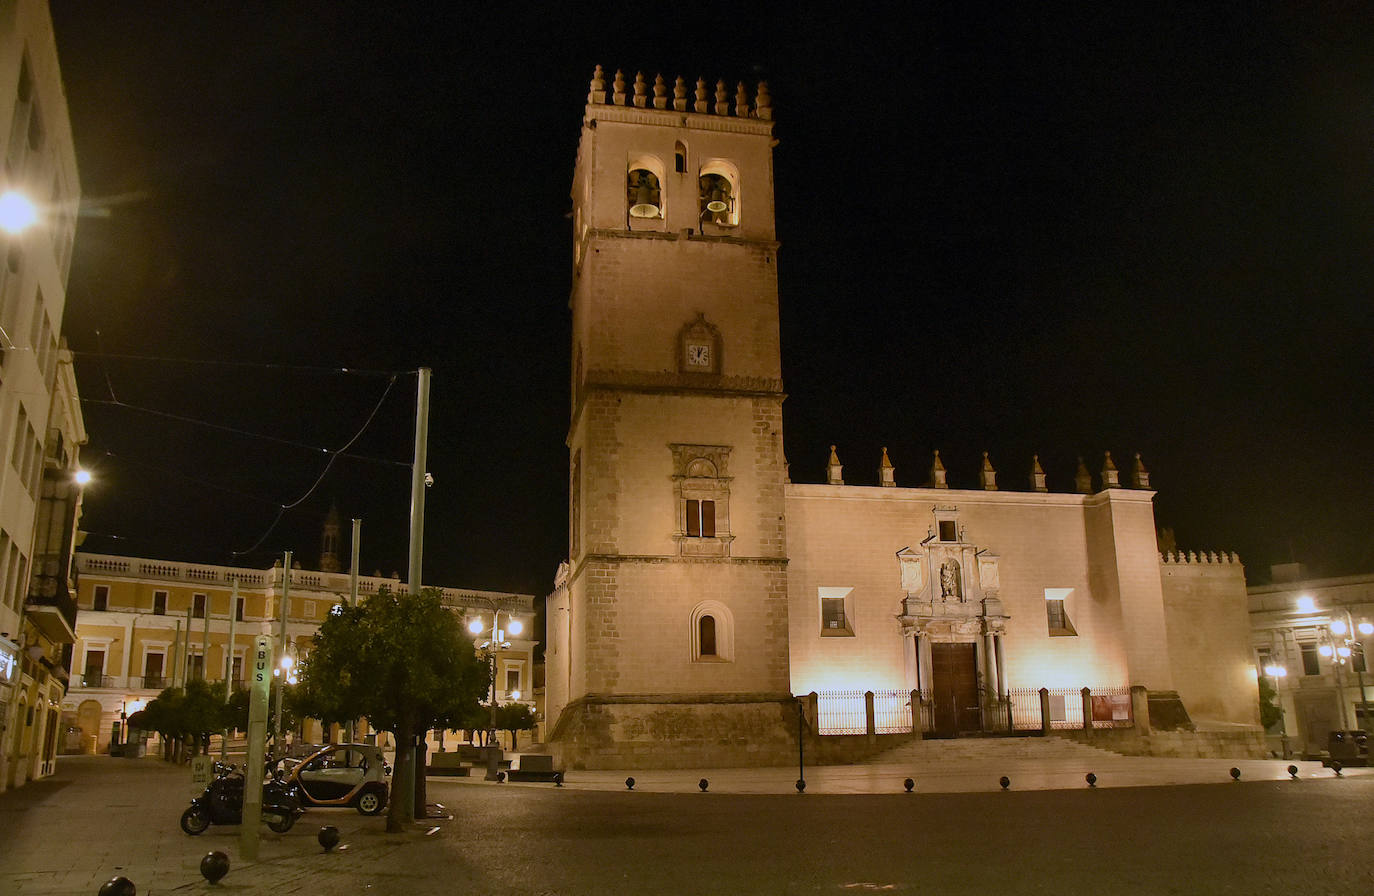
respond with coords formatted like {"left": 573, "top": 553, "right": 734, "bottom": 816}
{"left": 896, "top": 519, "right": 1009, "bottom": 735}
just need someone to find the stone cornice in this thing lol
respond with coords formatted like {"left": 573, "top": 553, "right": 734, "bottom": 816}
{"left": 785, "top": 483, "right": 1156, "bottom": 507}
{"left": 584, "top": 104, "right": 775, "bottom": 137}
{"left": 568, "top": 552, "right": 787, "bottom": 587}
{"left": 585, "top": 227, "right": 780, "bottom": 252}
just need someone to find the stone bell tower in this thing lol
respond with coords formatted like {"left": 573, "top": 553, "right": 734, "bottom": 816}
{"left": 546, "top": 68, "right": 795, "bottom": 768}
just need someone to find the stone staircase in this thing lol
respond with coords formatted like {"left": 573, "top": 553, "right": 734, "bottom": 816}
{"left": 866, "top": 735, "right": 1124, "bottom": 765}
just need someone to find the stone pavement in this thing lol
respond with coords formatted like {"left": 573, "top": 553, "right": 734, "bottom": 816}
{"left": 0, "top": 751, "right": 1366, "bottom": 894}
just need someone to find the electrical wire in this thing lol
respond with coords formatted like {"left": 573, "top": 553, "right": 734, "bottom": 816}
{"left": 72, "top": 349, "right": 407, "bottom": 377}
{"left": 231, "top": 374, "right": 401, "bottom": 559}
{"left": 80, "top": 397, "right": 410, "bottom": 467}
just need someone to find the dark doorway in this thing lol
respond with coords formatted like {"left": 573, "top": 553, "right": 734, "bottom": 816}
{"left": 931, "top": 642, "right": 979, "bottom": 737}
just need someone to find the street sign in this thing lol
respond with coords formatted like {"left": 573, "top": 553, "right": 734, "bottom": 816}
{"left": 240, "top": 633, "right": 273, "bottom": 860}
{"left": 190, "top": 754, "right": 212, "bottom": 796}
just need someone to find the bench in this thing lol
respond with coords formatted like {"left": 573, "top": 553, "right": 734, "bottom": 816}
{"left": 505, "top": 753, "right": 561, "bottom": 783}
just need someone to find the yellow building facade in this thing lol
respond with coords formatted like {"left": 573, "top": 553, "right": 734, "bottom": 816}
{"left": 66, "top": 553, "right": 536, "bottom": 754}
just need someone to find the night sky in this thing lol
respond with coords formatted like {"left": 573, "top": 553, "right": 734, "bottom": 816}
{"left": 46, "top": 3, "right": 1374, "bottom": 597}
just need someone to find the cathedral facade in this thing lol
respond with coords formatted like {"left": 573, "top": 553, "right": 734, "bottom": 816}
{"left": 544, "top": 68, "right": 1261, "bottom": 769}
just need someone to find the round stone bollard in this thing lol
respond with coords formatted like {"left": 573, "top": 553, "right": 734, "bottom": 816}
{"left": 98, "top": 877, "right": 136, "bottom": 896}
{"left": 625, "top": 776, "right": 635, "bottom": 791}
{"left": 1229, "top": 767, "right": 1241, "bottom": 781}
{"left": 1288, "top": 764, "right": 1299, "bottom": 779}
{"left": 698, "top": 778, "right": 709, "bottom": 792}
{"left": 999, "top": 776, "right": 1010, "bottom": 790}
{"left": 199, "top": 851, "right": 229, "bottom": 884}
{"left": 903, "top": 778, "right": 914, "bottom": 793}
{"left": 1085, "top": 772, "right": 1097, "bottom": 788}
{"left": 318, "top": 825, "right": 341, "bottom": 852}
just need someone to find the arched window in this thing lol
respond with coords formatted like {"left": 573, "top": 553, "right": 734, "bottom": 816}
{"left": 699, "top": 615, "right": 717, "bottom": 657}
{"left": 690, "top": 600, "right": 733, "bottom": 662}
{"left": 698, "top": 160, "right": 740, "bottom": 226}
{"left": 674, "top": 141, "right": 687, "bottom": 173}
{"left": 627, "top": 168, "right": 662, "bottom": 218}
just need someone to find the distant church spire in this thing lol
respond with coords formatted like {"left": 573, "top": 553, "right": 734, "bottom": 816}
{"left": 320, "top": 503, "right": 342, "bottom": 573}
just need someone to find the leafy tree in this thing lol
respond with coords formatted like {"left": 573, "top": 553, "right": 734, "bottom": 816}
{"left": 494, "top": 702, "right": 536, "bottom": 750}
{"left": 1258, "top": 676, "right": 1284, "bottom": 732}
{"left": 137, "top": 680, "right": 232, "bottom": 758}
{"left": 299, "top": 586, "right": 487, "bottom": 832}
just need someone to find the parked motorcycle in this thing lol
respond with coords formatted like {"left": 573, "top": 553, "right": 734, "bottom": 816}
{"left": 180, "top": 762, "right": 305, "bottom": 835}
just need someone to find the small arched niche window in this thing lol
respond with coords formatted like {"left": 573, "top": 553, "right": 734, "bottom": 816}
{"left": 674, "top": 141, "right": 687, "bottom": 174}
{"left": 691, "top": 600, "right": 734, "bottom": 662}
{"left": 627, "top": 168, "right": 662, "bottom": 219}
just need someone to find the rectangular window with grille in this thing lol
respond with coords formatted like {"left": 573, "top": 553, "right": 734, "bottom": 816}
{"left": 193, "top": 593, "right": 207, "bottom": 619}
{"left": 93, "top": 585, "right": 109, "bottom": 611}
{"left": 1045, "top": 588, "right": 1077, "bottom": 637}
{"left": 153, "top": 591, "right": 167, "bottom": 615}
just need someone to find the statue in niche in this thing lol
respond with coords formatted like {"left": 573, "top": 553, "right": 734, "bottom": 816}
{"left": 940, "top": 560, "right": 962, "bottom": 601}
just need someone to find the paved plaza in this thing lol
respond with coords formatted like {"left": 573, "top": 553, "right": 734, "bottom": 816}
{"left": 1, "top": 752, "right": 1369, "bottom": 894}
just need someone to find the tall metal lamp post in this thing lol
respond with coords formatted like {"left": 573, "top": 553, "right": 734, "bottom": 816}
{"left": 1324, "top": 611, "right": 1373, "bottom": 732}
{"left": 468, "top": 600, "right": 522, "bottom": 781}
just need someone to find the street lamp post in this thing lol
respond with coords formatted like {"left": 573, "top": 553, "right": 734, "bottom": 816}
{"left": 467, "top": 600, "right": 523, "bottom": 781}
{"left": 1329, "top": 611, "right": 1372, "bottom": 733}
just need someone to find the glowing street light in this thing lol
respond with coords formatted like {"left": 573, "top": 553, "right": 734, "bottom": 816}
{"left": 0, "top": 190, "right": 37, "bottom": 234}
{"left": 1296, "top": 594, "right": 1316, "bottom": 613}
{"left": 74, "top": 469, "right": 92, "bottom": 486}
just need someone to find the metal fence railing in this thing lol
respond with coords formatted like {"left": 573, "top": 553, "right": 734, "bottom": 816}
{"left": 872, "top": 690, "right": 914, "bottom": 734}
{"left": 815, "top": 690, "right": 868, "bottom": 735}
{"left": 806, "top": 685, "right": 1134, "bottom": 737}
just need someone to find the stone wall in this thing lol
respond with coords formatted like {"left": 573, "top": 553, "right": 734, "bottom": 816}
{"left": 549, "top": 696, "right": 799, "bottom": 769}
{"left": 1159, "top": 553, "right": 1262, "bottom": 728}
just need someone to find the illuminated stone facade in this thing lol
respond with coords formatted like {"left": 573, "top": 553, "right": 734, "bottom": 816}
{"left": 0, "top": 0, "right": 84, "bottom": 794}
{"left": 544, "top": 68, "right": 1263, "bottom": 769}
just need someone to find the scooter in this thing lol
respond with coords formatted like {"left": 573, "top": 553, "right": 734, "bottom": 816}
{"left": 180, "top": 762, "right": 305, "bottom": 835}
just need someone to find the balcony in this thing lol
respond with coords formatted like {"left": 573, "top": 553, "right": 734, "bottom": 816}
{"left": 80, "top": 673, "right": 115, "bottom": 689}
{"left": 26, "top": 559, "right": 78, "bottom": 643}
{"left": 141, "top": 675, "right": 168, "bottom": 690}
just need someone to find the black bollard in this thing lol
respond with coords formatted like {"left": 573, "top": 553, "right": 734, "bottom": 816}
{"left": 98, "top": 877, "right": 136, "bottom": 896}
{"left": 553, "top": 772, "right": 564, "bottom": 787}
{"left": 1331, "top": 760, "right": 1343, "bottom": 777}
{"left": 625, "top": 776, "right": 635, "bottom": 791}
{"left": 698, "top": 778, "right": 709, "bottom": 792}
{"left": 1085, "top": 772, "right": 1097, "bottom": 787}
{"left": 999, "top": 776, "right": 1010, "bottom": 790}
{"left": 1288, "top": 764, "right": 1299, "bottom": 779}
{"left": 795, "top": 778, "right": 806, "bottom": 793}
{"left": 318, "top": 825, "right": 340, "bottom": 852}
{"left": 903, "top": 778, "right": 914, "bottom": 793}
{"left": 1229, "top": 767, "right": 1241, "bottom": 781}
{"left": 199, "top": 851, "right": 229, "bottom": 884}
{"left": 496, "top": 771, "right": 506, "bottom": 783}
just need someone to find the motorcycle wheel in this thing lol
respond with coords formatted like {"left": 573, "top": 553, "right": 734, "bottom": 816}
{"left": 180, "top": 807, "right": 210, "bottom": 835}
{"left": 265, "top": 811, "right": 297, "bottom": 834}
{"left": 356, "top": 789, "right": 383, "bottom": 816}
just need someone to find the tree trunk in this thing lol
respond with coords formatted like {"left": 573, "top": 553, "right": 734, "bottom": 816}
{"left": 385, "top": 719, "right": 414, "bottom": 833}
{"left": 413, "top": 735, "right": 428, "bottom": 820}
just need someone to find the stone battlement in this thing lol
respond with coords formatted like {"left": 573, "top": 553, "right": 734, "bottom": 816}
{"left": 587, "top": 65, "right": 772, "bottom": 120}
{"left": 1160, "top": 550, "right": 1242, "bottom": 566}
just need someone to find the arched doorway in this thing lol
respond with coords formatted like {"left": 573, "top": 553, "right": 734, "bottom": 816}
{"left": 77, "top": 700, "right": 102, "bottom": 755}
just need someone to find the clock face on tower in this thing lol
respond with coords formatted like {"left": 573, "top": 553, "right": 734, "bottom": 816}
{"left": 686, "top": 342, "right": 712, "bottom": 368}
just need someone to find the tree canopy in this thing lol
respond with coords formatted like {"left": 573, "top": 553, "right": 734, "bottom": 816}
{"left": 298, "top": 586, "right": 488, "bottom": 830}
